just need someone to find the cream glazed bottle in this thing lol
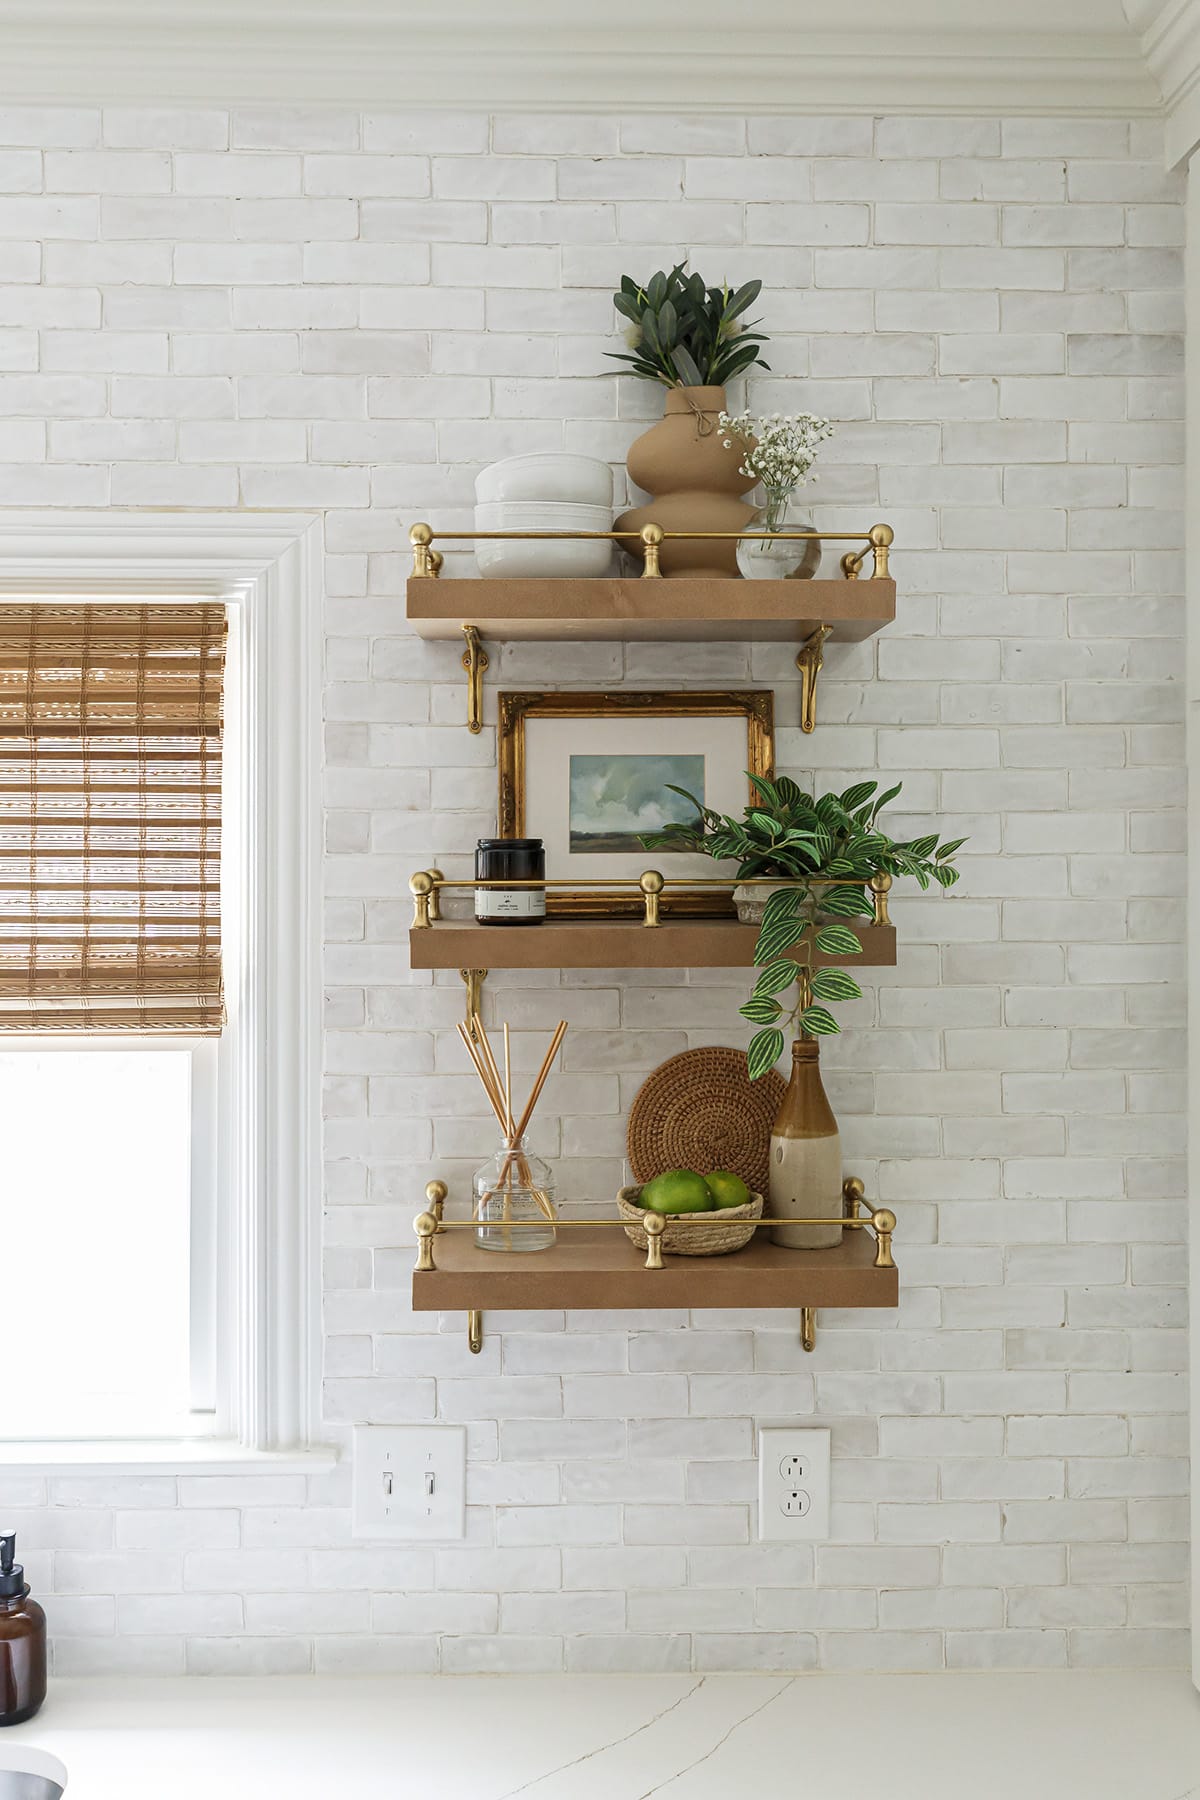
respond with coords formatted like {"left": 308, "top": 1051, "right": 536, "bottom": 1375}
{"left": 767, "top": 1038, "right": 843, "bottom": 1249}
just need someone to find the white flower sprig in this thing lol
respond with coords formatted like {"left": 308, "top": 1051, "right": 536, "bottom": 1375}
{"left": 719, "top": 409, "right": 834, "bottom": 495}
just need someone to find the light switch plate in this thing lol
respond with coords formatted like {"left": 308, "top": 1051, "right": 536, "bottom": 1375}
{"left": 352, "top": 1426, "right": 466, "bottom": 1541}
{"left": 757, "top": 1426, "right": 831, "bottom": 1541}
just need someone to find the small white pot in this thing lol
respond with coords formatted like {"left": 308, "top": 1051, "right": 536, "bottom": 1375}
{"left": 733, "top": 880, "right": 795, "bottom": 925}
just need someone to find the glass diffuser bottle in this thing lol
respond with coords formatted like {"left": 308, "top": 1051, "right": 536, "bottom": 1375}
{"left": 474, "top": 1136, "right": 557, "bottom": 1253}
{"left": 767, "top": 1037, "right": 843, "bottom": 1249}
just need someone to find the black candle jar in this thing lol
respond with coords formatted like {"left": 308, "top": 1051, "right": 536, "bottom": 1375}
{"left": 475, "top": 838, "right": 546, "bottom": 926}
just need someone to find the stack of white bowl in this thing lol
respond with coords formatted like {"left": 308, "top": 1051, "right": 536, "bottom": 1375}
{"left": 474, "top": 454, "right": 615, "bottom": 578}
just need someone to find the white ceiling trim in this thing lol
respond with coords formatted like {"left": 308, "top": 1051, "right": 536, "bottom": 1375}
{"left": 1127, "top": 0, "right": 1200, "bottom": 160}
{"left": 0, "top": 18, "right": 1165, "bottom": 116}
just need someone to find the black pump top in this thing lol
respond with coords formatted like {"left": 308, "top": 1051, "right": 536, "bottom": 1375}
{"left": 0, "top": 1532, "right": 25, "bottom": 1598}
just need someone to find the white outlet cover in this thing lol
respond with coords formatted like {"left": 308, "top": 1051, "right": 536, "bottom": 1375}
{"left": 758, "top": 1426, "right": 831, "bottom": 1541}
{"left": 352, "top": 1425, "right": 466, "bottom": 1541}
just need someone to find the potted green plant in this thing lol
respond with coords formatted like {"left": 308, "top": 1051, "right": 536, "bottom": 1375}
{"left": 607, "top": 265, "right": 770, "bottom": 390}
{"left": 608, "top": 263, "right": 770, "bottom": 577}
{"left": 641, "top": 773, "right": 963, "bottom": 1079}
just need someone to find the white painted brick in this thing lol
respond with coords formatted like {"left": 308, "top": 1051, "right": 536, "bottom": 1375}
{"left": 304, "top": 155, "right": 428, "bottom": 197}
{"left": 0, "top": 107, "right": 99, "bottom": 147}
{"left": 104, "top": 108, "right": 228, "bottom": 150}
{"left": 0, "top": 195, "right": 97, "bottom": 236}
{"left": 1002, "top": 119, "right": 1128, "bottom": 158}
{"left": 0, "top": 104, "right": 1183, "bottom": 1679}
{"left": 46, "top": 149, "right": 170, "bottom": 193}
{"left": 948, "top": 1629, "right": 1067, "bottom": 1669}
{"left": 0, "top": 151, "right": 43, "bottom": 194}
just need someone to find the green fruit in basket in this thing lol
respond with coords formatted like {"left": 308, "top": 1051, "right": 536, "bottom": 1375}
{"left": 706, "top": 1170, "right": 751, "bottom": 1210}
{"left": 640, "top": 1170, "right": 714, "bottom": 1214}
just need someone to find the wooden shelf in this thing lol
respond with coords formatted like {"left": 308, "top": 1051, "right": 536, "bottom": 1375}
{"left": 406, "top": 576, "right": 895, "bottom": 644}
{"left": 410, "top": 918, "right": 896, "bottom": 972}
{"left": 412, "top": 1223, "right": 897, "bottom": 1314}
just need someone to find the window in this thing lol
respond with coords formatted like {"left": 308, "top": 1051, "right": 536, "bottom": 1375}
{"left": 0, "top": 1044, "right": 209, "bottom": 1437}
{"left": 0, "top": 513, "right": 322, "bottom": 1464}
{"left": 0, "top": 603, "right": 225, "bottom": 1439}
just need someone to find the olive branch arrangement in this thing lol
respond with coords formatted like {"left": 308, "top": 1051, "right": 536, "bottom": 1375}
{"left": 607, "top": 263, "right": 769, "bottom": 388}
{"left": 641, "top": 774, "right": 964, "bottom": 1080}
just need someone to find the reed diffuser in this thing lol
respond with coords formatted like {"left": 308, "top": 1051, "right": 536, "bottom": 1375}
{"left": 456, "top": 1014, "right": 566, "bottom": 1253}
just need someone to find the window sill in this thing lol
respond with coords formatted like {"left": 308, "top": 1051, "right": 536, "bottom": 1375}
{"left": 0, "top": 1439, "right": 339, "bottom": 1476}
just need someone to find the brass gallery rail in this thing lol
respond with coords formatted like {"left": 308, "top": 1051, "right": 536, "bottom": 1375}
{"left": 408, "top": 521, "right": 894, "bottom": 582}
{"left": 410, "top": 870, "right": 895, "bottom": 931}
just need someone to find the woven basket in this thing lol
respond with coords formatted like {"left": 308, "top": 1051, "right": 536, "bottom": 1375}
{"left": 618, "top": 1184, "right": 764, "bottom": 1256}
{"left": 627, "top": 1045, "right": 785, "bottom": 1199}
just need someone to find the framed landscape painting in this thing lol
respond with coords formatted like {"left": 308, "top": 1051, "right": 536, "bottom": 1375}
{"left": 497, "top": 690, "right": 774, "bottom": 916}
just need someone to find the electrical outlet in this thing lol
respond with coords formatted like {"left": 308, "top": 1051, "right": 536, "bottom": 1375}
{"left": 352, "top": 1426, "right": 466, "bottom": 1541}
{"left": 758, "top": 1427, "right": 830, "bottom": 1541}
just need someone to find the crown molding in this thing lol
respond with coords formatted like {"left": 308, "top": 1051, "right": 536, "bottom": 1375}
{"left": 0, "top": 9, "right": 1164, "bottom": 116}
{"left": 1127, "top": 0, "right": 1200, "bottom": 160}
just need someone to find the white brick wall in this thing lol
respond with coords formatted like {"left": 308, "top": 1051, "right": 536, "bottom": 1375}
{"left": 0, "top": 106, "right": 1186, "bottom": 1676}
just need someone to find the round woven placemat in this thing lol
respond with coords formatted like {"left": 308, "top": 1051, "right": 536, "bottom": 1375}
{"left": 627, "top": 1046, "right": 785, "bottom": 1197}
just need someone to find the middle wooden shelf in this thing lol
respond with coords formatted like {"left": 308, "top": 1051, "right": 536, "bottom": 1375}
{"left": 409, "top": 918, "right": 896, "bottom": 972}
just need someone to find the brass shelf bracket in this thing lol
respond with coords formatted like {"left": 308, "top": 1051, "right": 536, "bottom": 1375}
{"left": 467, "top": 1310, "right": 484, "bottom": 1354}
{"left": 801, "top": 1306, "right": 816, "bottom": 1353}
{"left": 796, "top": 623, "right": 832, "bottom": 735}
{"left": 460, "top": 968, "right": 487, "bottom": 1041}
{"left": 461, "top": 624, "right": 489, "bottom": 734}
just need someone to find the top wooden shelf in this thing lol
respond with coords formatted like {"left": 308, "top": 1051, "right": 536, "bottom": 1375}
{"left": 405, "top": 576, "right": 895, "bottom": 644}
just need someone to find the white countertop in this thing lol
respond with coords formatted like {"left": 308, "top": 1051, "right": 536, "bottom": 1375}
{"left": 3, "top": 1671, "right": 1200, "bottom": 1800}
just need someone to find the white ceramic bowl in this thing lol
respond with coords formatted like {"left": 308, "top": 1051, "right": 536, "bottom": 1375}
{"left": 474, "top": 532, "right": 614, "bottom": 581}
{"left": 474, "top": 500, "right": 613, "bottom": 530}
{"left": 475, "top": 454, "right": 614, "bottom": 508}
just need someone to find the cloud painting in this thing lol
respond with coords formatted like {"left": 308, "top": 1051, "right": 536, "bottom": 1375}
{"left": 568, "top": 754, "right": 705, "bottom": 854}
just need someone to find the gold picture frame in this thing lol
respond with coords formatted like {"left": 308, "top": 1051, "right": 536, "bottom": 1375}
{"left": 497, "top": 690, "right": 775, "bottom": 918}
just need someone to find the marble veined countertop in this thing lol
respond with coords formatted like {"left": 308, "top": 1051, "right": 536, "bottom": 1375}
{"left": 2, "top": 1670, "right": 1199, "bottom": 1799}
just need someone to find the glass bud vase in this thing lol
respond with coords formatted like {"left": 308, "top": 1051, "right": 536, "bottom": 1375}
{"left": 473, "top": 1136, "right": 558, "bottom": 1253}
{"left": 736, "top": 488, "right": 821, "bottom": 580}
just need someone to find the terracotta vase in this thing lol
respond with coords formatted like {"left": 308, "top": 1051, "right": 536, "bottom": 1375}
{"left": 615, "top": 385, "right": 757, "bottom": 578}
{"left": 766, "top": 1038, "right": 843, "bottom": 1250}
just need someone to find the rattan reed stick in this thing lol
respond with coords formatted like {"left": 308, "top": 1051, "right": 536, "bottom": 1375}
{"left": 458, "top": 1015, "right": 566, "bottom": 1226}
{"left": 503, "top": 1022, "right": 513, "bottom": 1140}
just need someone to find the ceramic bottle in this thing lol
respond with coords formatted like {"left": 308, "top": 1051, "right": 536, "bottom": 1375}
{"left": 767, "top": 1038, "right": 843, "bottom": 1250}
{"left": 614, "top": 385, "right": 757, "bottom": 577}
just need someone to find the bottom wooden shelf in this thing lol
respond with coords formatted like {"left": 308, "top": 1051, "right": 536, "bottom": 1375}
{"left": 411, "top": 1221, "right": 897, "bottom": 1314}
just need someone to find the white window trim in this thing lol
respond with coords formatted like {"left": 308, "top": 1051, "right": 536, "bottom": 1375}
{"left": 0, "top": 511, "right": 332, "bottom": 1473}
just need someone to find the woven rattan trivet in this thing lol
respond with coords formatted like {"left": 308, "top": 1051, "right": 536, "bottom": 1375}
{"left": 627, "top": 1045, "right": 785, "bottom": 1197}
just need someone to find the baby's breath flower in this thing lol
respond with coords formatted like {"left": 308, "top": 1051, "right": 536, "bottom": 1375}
{"left": 718, "top": 409, "right": 834, "bottom": 498}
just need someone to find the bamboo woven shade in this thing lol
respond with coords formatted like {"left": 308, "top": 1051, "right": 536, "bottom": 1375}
{"left": 0, "top": 604, "right": 227, "bottom": 1033}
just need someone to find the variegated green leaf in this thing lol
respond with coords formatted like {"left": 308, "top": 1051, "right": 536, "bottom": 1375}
{"left": 760, "top": 886, "right": 801, "bottom": 931}
{"left": 740, "top": 994, "right": 783, "bottom": 1024}
{"left": 799, "top": 1005, "right": 841, "bottom": 1037}
{"left": 818, "top": 885, "right": 876, "bottom": 919}
{"left": 814, "top": 924, "right": 863, "bottom": 957}
{"left": 747, "top": 1027, "right": 786, "bottom": 1081}
{"left": 754, "top": 957, "right": 801, "bottom": 996}
{"left": 810, "top": 968, "right": 862, "bottom": 1002}
{"left": 753, "top": 912, "right": 808, "bottom": 964}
